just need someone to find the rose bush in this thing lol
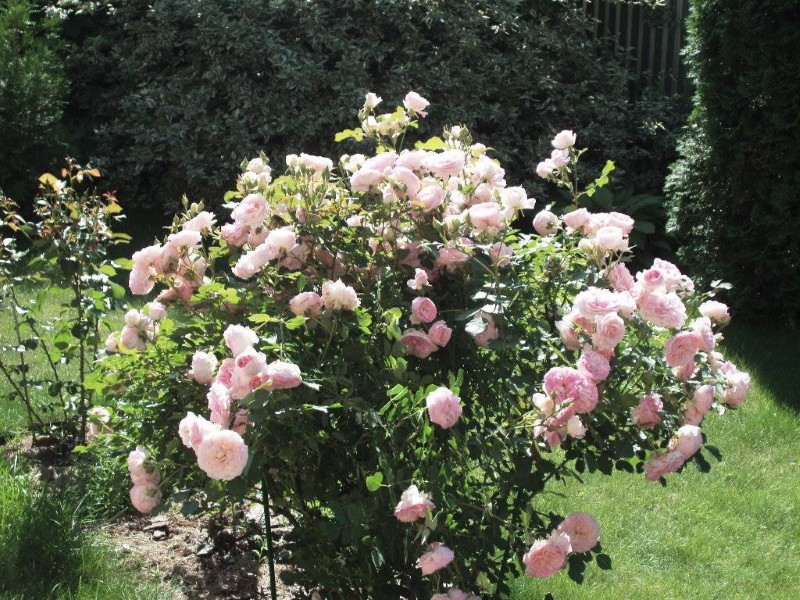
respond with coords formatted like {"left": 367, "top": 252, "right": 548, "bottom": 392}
{"left": 98, "top": 94, "right": 749, "bottom": 598}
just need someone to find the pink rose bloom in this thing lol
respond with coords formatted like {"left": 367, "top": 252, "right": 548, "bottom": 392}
{"left": 144, "top": 302, "right": 167, "bottom": 322}
{"left": 591, "top": 312, "right": 626, "bottom": 352}
{"left": 536, "top": 160, "right": 556, "bottom": 179}
{"left": 522, "top": 532, "right": 571, "bottom": 578}
{"left": 189, "top": 350, "right": 218, "bottom": 385}
{"left": 224, "top": 324, "right": 259, "bottom": 358}
{"left": 129, "top": 244, "right": 162, "bottom": 295}
{"left": 562, "top": 208, "right": 590, "bottom": 232}
{"left": 166, "top": 229, "right": 202, "bottom": 250}
{"left": 468, "top": 202, "right": 504, "bottom": 235}
{"left": 207, "top": 383, "right": 232, "bottom": 427}
{"left": 436, "top": 245, "right": 471, "bottom": 272}
{"left": 532, "top": 210, "right": 560, "bottom": 236}
{"left": 557, "top": 512, "right": 600, "bottom": 553}
{"left": 119, "top": 325, "right": 146, "bottom": 351}
{"left": 566, "top": 415, "right": 586, "bottom": 439}
{"left": 577, "top": 349, "right": 611, "bottom": 382}
{"left": 426, "top": 387, "right": 463, "bottom": 429}
{"left": 593, "top": 226, "right": 628, "bottom": 252}
{"left": 183, "top": 210, "right": 216, "bottom": 233}
{"left": 263, "top": 361, "right": 303, "bottom": 390}
{"left": 556, "top": 316, "right": 581, "bottom": 350}
{"left": 400, "top": 329, "right": 439, "bottom": 358}
{"left": 416, "top": 183, "right": 446, "bottom": 212}
{"left": 403, "top": 91, "right": 430, "bottom": 116}
{"left": 643, "top": 450, "right": 686, "bottom": 481}
{"left": 407, "top": 268, "right": 430, "bottom": 291}
{"left": 393, "top": 484, "right": 435, "bottom": 523}
{"left": 231, "top": 193, "right": 268, "bottom": 226}
{"left": 196, "top": 430, "right": 249, "bottom": 481}
{"left": 295, "top": 153, "right": 333, "bottom": 175}
{"left": 364, "top": 91, "right": 381, "bottom": 109}
{"left": 416, "top": 542, "right": 455, "bottom": 576}
{"left": 664, "top": 331, "right": 702, "bottom": 367}
{"left": 721, "top": 365, "right": 750, "bottom": 407}
{"left": 230, "top": 347, "right": 269, "bottom": 399}
{"left": 607, "top": 263, "right": 635, "bottom": 292}
{"left": 428, "top": 320, "right": 453, "bottom": 347}
{"left": 290, "top": 291, "right": 324, "bottom": 317}
{"left": 351, "top": 168, "right": 385, "bottom": 192}
{"left": 124, "top": 309, "right": 141, "bottom": 328}
{"left": 178, "top": 412, "right": 219, "bottom": 450}
{"left": 636, "top": 290, "right": 687, "bottom": 329}
{"left": 669, "top": 424, "right": 703, "bottom": 457}
{"left": 550, "top": 148, "right": 570, "bottom": 168}
{"left": 489, "top": 242, "right": 513, "bottom": 267}
{"left": 130, "top": 482, "right": 162, "bottom": 514}
{"left": 397, "top": 149, "right": 428, "bottom": 171}
{"left": 699, "top": 300, "right": 730, "bottom": 324}
{"left": 574, "top": 287, "right": 635, "bottom": 319}
{"left": 472, "top": 312, "right": 499, "bottom": 347}
{"left": 232, "top": 409, "right": 250, "bottom": 434}
{"left": 630, "top": 394, "right": 663, "bottom": 428}
{"left": 694, "top": 384, "right": 716, "bottom": 412}
{"left": 426, "top": 150, "right": 465, "bottom": 179}
{"left": 220, "top": 222, "right": 250, "bottom": 247}
{"left": 691, "top": 317, "right": 716, "bottom": 352}
{"left": 321, "top": 279, "right": 360, "bottom": 311}
{"left": 411, "top": 297, "right": 438, "bottom": 325}
{"left": 128, "top": 447, "right": 159, "bottom": 485}
{"left": 584, "top": 212, "right": 634, "bottom": 236}
{"left": 214, "top": 358, "right": 235, "bottom": 387}
{"left": 363, "top": 151, "right": 398, "bottom": 173}
{"left": 543, "top": 367, "right": 598, "bottom": 413}
{"left": 551, "top": 129, "right": 577, "bottom": 150}
{"left": 674, "top": 361, "right": 697, "bottom": 382}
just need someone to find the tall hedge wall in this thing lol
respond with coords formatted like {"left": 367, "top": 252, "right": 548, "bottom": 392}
{"left": 64, "top": 0, "right": 682, "bottom": 213}
{"left": 665, "top": 0, "right": 800, "bottom": 321}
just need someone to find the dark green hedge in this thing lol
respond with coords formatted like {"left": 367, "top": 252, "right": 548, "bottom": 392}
{"left": 64, "top": 0, "right": 682, "bottom": 213}
{"left": 665, "top": 0, "right": 800, "bottom": 321}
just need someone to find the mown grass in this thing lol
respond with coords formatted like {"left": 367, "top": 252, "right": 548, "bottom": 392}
{"left": 0, "top": 456, "right": 179, "bottom": 600}
{"left": 512, "top": 322, "right": 800, "bottom": 599}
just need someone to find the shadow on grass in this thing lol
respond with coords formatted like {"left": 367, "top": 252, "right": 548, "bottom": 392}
{"left": 722, "top": 320, "right": 800, "bottom": 413}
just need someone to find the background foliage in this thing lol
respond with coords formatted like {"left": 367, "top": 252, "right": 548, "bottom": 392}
{"left": 665, "top": 0, "right": 800, "bottom": 322}
{"left": 62, "top": 0, "right": 684, "bottom": 213}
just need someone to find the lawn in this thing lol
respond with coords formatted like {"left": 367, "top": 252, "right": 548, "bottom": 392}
{"left": 1, "top": 280, "right": 798, "bottom": 599}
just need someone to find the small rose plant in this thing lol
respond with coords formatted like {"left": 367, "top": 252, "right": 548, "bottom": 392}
{"left": 99, "top": 94, "right": 749, "bottom": 599}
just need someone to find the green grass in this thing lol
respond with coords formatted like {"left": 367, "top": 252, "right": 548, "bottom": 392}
{"left": 0, "top": 457, "right": 179, "bottom": 600}
{"left": 512, "top": 322, "right": 800, "bottom": 599}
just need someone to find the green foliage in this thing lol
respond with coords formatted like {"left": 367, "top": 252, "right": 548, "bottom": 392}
{"left": 65, "top": 0, "right": 681, "bottom": 212}
{"left": 0, "top": 0, "right": 69, "bottom": 200}
{"left": 665, "top": 0, "right": 800, "bottom": 321}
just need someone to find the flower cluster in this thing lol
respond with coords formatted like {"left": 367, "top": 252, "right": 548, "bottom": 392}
{"left": 127, "top": 447, "right": 161, "bottom": 514}
{"left": 523, "top": 512, "right": 600, "bottom": 578}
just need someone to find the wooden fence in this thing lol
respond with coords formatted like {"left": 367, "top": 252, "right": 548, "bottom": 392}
{"left": 585, "top": 0, "right": 692, "bottom": 96}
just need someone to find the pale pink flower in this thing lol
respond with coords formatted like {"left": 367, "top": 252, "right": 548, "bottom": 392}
{"left": 364, "top": 92, "right": 382, "bottom": 109}
{"left": 293, "top": 153, "right": 333, "bottom": 175}
{"left": 400, "top": 329, "right": 439, "bottom": 359}
{"left": 721, "top": 364, "right": 750, "bottom": 407}
{"left": 664, "top": 331, "right": 702, "bottom": 367}
{"left": 207, "top": 383, "right": 232, "bottom": 427}
{"left": 189, "top": 351, "right": 218, "bottom": 385}
{"left": 532, "top": 210, "right": 560, "bottom": 236}
{"left": 431, "top": 589, "right": 481, "bottom": 600}
{"left": 426, "top": 387, "right": 463, "bottom": 429}
{"left": 562, "top": 208, "right": 590, "bottom": 231}
{"left": 407, "top": 268, "right": 430, "bottom": 291}
{"left": 607, "top": 263, "right": 635, "bottom": 292}
{"left": 557, "top": 512, "right": 600, "bottom": 552}
{"left": 321, "top": 279, "right": 360, "bottom": 311}
{"left": 435, "top": 244, "right": 471, "bottom": 272}
{"left": 119, "top": 325, "right": 146, "bottom": 351}
{"left": 643, "top": 450, "right": 686, "bottom": 481}
{"left": 428, "top": 320, "right": 452, "bottom": 347}
{"left": 669, "top": 425, "right": 703, "bottom": 457}
{"left": 128, "top": 447, "right": 159, "bottom": 485}
{"left": 574, "top": 287, "right": 635, "bottom": 319}
{"left": 416, "top": 183, "right": 446, "bottom": 212}
{"left": 551, "top": 130, "right": 577, "bottom": 150}
{"left": 468, "top": 202, "right": 505, "bottom": 235}
{"left": 674, "top": 361, "right": 697, "bottom": 381}
{"left": 231, "top": 193, "right": 268, "bottom": 226}
{"left": 593, "top": 226, "right": 628, "bottom": 252}
{"left": 630, "top": 394, "right": 663, "bottom": 428}
{"left": 223, "top": 324, "right": 258, "bottom": 357}
{"left": 566, "top": 415, "right": 586, "bottom": 439}
{"left": 523, "top": 532, "right": 571, "bottom": 578}
{"left": 145, "top": 301, "right": 167, "bottom": 321}
{"left": 489, "top": 242, "right": 513, "bottom": 267}
{"left": 543, "top": 367, "right": 598, "bottom": 413}
{"left": 411, "top": 297, "right": 438, "bottom": 325}
{"left": 550, "top": 148, "right": 570, "bottom": 168}
{"left": 403, "top": 91, "right": 430, "bottom": 116}
{"left": 232, "top": 409, "right": 250, "bottom": 434}
{"left": 536, "top": 160, "right": 556, "bottom": 179}
{"left": 178, "top": 412, "right": 219, "bottom": 450}
{"left": 556, "top": 316, "right": 581, "bottom": 350}
{"left": 699, "top": 300, "right": 730, "bottom": 324}
{"left": 397, "top": 150, "right": 428, "bottom": 171}
{"left": 394, "top": 484, "right": 435, "bottom": 523}
{"left": 263, "top": 361, "right": 303, "bottom": 390}
{"left": 591, "top": 312, "right": 626, "bottom": 351}
{"left": 124, "top": 309, "right": 141, "bottom": 328}
{"left": 585, "top": 212, "right": 635, "bottom": 236}
{"left": 196, "top": 430, "right": 249, "bottom": 480}
{"left": 577, "top": 349, "right": 611, "bottom": 382}
{"left": 416, "top": 542, "right": 455, "bottom": 576}
{"left": 290, "top": 291, "right": 324, "bottom": 317}
{"left": 691, "top": 317, "right": 716, "bottom": 352}
{"left": 130, "top": 483, "right": 162, "bottom": 514}
{"left": 426, "top": 150, "right": 465, "bottom": 179}
{"left": 636, "top": 290, "right": 687, "bottom": 329}
{"left": 220, "top": 222, "right": 250, "bottom": 247}
{"left": 472, "top": 312, "right": 499, "bottom": 347}
{"left": 694, "top": 384, "right": 716, "bottom": 413}
{"left": 105, "top": 332, "right": 119, "bottom": 353}
{"left": 129, "top": 244, "right": 162, "bottom": 295}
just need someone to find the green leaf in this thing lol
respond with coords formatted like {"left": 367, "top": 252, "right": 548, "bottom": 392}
{"left": 99, "top": 264, "right": 117, "bottom": 276}
{"left": 284, "top": 315, "right": 306, "bottom": 330}
{"left": 365, "top": 472, "right": 384, "bottom": 492}
{"left": 334, "top": 128, "right": 364, "bottom": 142}
{"left": 414, "top": 136, "right": 446, "bottom": 151}
{"left": 249, "top": 313, "right": 275, "bottom": 324}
